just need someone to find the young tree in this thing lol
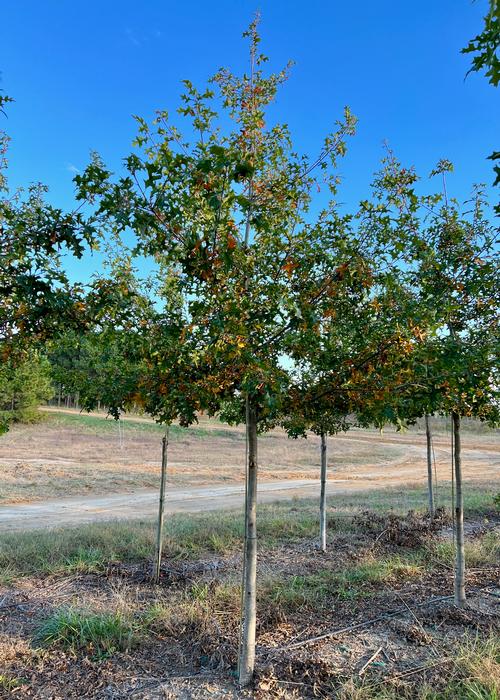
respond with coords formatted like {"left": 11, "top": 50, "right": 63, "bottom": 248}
{"left": 283, "top": 394, "right": 351, "bottom": 552}
{"left": 0, "top": 351, "right": 53, "bottom": 429}
{"left": 415, "top": 168, "right": 498, "bottom": 605}
{"left": 279, "top": 165, "right": 439, "bottom": 547}
{"left": 48, "top": 259, "right": 175, "bottom": 584}
{"left": 0, "top": 94, "right": 96, "bottom": 432}
{"left": 358, "top": 156, "right": 499, "bottom": 605}
{"left": 72, "top": 19, "right": 392, "bottom": 684}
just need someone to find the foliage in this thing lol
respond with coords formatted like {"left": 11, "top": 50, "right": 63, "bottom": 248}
{"left": 342, "top": 155, "right": 499, "bottom": 429}
{"left": 71, "top": 20, "right": 373, "bottom": 430}
{"left": 48, "top": 328, "right": 146, "bottom": 419}
{"left": 0, "top": 93, "right": 98, "bottom": 433}
{"left": 0, "top": 351, "right": 53, "bottom": 428}
{"left": 462, "top": 0, "right": 500, "bottom": 87}
{"left": 70, "top": 19, "right": 441, "bottom": 457}
{"left": 462, "top": 1, "right": 500, "bottom": 212}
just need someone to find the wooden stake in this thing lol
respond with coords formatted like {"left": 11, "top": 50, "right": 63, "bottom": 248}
{"left": 238, "top": 400, "right": 258, "bottom": 687}
{"left": 319, "top": 432, "right": 327, "bottom": 552}
{"left": 425, "top": 415, "right": 434, "bottom": 516}
{"left": 153, "top": 431, "right": 169, "bottom": 584}
{"left": 452, "top": 411, "right": 466, "bottom": 606}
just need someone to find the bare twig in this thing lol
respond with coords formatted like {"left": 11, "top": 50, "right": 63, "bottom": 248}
{"left": 261, "top": 594, "right": 454, "bottom": 655}
{"left": 391, "top": 658, "right": 453, "bottom": 679}
{"left": 359, "top": 646, "right": 383, "bottom": 675}
{"left": 371, "top": 527, "right": 389, "bottom": 548}
{"left": 394, "top": 592, "right": 427, "bottom": 632}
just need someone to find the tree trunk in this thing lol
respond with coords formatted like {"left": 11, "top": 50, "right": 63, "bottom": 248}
{"left": 319, "top": 432, "right": 327, "bottom": 552}
{"left": 153, "top": 433, "right": 168, "bottom": 584}
{"left": 238, "top": 400, "right": 258, "bottom": 687}
{"left": 58, "top": 385, "right": 61, "bottom": 408}
{"left": 452, "top": 411, "right": 466, "bottom": 606}
{"left": 424, "top": 415, "right": 434, "bottom": 517}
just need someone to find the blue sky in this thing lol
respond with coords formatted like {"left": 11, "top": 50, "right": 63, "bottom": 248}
{"left": 1, "top": 0, "right": 498, "bottom": 280}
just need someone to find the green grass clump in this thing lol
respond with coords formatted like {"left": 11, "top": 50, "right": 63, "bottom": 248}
{"left": 266, "top": 553, "right": 425, "bottom": 610}
{"left": 0, "top": 674, "right": 27, "bottom": 692}
{"left": 34, "top": 608, "right": 139, "bottom": 656}
{"left": 333, "top": 554, "right": 424, "bottom": 597}
{"left": 433, "top": 531, "right": 500, "bottom": 568}
{"left": 46, "top": 410, "right": 238, "bottom": 440}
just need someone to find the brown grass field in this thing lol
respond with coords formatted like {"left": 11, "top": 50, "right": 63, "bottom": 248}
{"left": 0, "top": 408, "right": 498, "bottom": 506}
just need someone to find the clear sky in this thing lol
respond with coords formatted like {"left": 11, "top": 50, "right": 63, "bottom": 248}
{"left": 1, "top": 0, "right": 498, "bottom": 280}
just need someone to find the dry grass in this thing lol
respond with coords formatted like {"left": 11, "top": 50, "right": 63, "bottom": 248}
{"left": 0, "top": 490, "right": 498, "bottom": 698}
{"left": 434, "top": 531, "right": 500, "bottom": 568}
{"left": 336, "top": 634, "right": 500, "bottom": 699}
{"left": 0, "top": 484, "right": 497, "bottom": 582}
{"left": 1, "top": 409, "right": 498, "bottom": 503}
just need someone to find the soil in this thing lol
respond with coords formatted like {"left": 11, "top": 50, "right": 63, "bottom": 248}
{"left": 0, "top": 512, "right": 498, "bottom": 698}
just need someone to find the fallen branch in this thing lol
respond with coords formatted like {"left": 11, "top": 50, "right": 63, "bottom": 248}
{"left": 390, "top": 657, "right": 453, "bottom": 680}
{"left": 262, "top": 580, "right": 499, "bottom": 656}
{"left": 359, "top": 646, "right": 383, "bottom": 676}
{"left": 261, "top": 594, "right": 454, "bottom": 654}
{"left": 393, "top": 591, "right": 436, "bottom": 648}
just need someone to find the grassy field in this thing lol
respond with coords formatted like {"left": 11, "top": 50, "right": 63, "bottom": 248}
{"left": 0, "top": 484, "right": 498, "bottom": 698}
{"left": 0, "top": 408, "right": 498, "bottom": 504}
{"left": 0, "top": 483, "right": 497, "bottom": 580}
{"left": 44, "top": 410, "right": 237, "bottom": 439}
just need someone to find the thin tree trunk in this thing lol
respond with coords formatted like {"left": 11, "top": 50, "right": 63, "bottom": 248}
{"left": 452, "top": 411, "right": 466, "bottom": 606}
{"left": 238, "top": 400, "right": 258, "bottom": 687}
{"left": 425, "top": 415, "right": 434, "bottom": 517}
{"left": 153, "top": 432, "right": 168, "bottom": 584}
{"left": 319, "top": 432, "right": 327, "bottom": 552}
{"left": 58, "top": 385, "right": 61, "bottom": 408}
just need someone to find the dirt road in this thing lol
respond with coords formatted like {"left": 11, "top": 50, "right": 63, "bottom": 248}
{"left": 0, "top": 474, "right": 439, "bottom": 532}
{"left": 0, "top": 409, "right": 498, "bottom": 529}
{"left": 0, "top": 479, "right": 326, "bottom": 531}
{"left": 1, "top": 468, "right": 498, "bottom": 532}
